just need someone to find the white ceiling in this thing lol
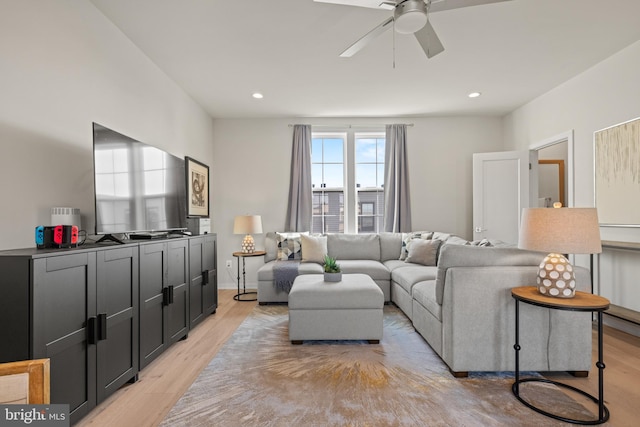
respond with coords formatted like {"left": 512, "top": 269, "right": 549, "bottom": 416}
{"left": 89, "top": 0, "right": 640, "bottom": 119}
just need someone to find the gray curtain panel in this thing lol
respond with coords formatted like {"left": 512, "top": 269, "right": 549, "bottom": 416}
{"left": 384, "top": 124, "right": 412, "bottom": 232}
{"left": 285, "top": 124, "right": 312, "bottom": 232}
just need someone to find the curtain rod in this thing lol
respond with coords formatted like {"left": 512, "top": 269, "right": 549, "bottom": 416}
{"left": 288, "top": 124, "right": 413, "bottom": 128}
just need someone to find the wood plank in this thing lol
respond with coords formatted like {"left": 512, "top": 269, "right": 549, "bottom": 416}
{"left": 77, "top": 289, "right": 640, "bottom": 427}
{"left": 76, "top": 290, "right": 256, "bottom": 427}
{"left": 512, "top": 286, "right": 610, "bottom": 310}
{"left": 542, "top": 325, "right": 640, "bottom": 425}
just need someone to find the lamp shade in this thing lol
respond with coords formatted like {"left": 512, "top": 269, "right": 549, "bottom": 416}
{"left": 518, "top": 208, "right": 602, "bottom": 254}
{"left": 233, "top": 215, "right": 263, "bottom": 235}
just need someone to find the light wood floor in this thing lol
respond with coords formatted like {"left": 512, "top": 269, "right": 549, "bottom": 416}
{"left": 78, "top": 290, "right": 640, "bottom": 427}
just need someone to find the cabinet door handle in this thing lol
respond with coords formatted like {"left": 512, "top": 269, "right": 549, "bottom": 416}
{"left": 169, "top": 285, "right": 175, "bottom": 304}
{"left": 163, "top": 287, "right": 170, "bottom": 306}
{"left": 202, "top": 270, "right": 209, "bottom": 285}
{"left": 98, "top": 313, "right": 108, "bottom": 341}
{"left": 88, "top": 317, "right": 97, "bottom": 345}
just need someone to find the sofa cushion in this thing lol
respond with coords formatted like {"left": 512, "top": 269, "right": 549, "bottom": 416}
{"left": 379, "top": 232, "right": 403, "bottom": 261}
{"left": 412, "top": 280, "right": 441, "bottom": 321}
{"left": 301, "top": 234, "right": 327, "bottom": 264}
{"left": 327, "top": 233, "right": 381, "bottom": 261}
{"left": 276, "top": 232, "right": 308, "bottom": 261}
{"left": 405, "top": 239, "right": 441, "bottom": 266}
{"left": 337, "top": 260, "right": 390, "bottom": 281}
{"left": 257, "top": 260, "right": 323, "bottom": 281}
{"left": 392, "top": 265, "right": 437, "bottom": 294}
{"left": 399, "top": 231, "right": 433, "bottom": 260}
{"left": 434, "top": 244, "right": 545, "bottom": 305}
{"left": 383, "top": 259, "right": 412, "bottom": 271}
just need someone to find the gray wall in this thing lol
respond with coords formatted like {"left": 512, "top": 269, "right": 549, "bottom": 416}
{"left": 212, "top": 117, "right": 503, "bottom": 289}
{"left": 503, "top": 39, "right": 640, "bottom": 330}
{"left": 0, "top": 0, "right": 215, "bottom": 251}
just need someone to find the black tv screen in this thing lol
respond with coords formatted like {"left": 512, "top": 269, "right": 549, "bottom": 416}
{"left": 93, "top": 123, "right": 187, "bottom": 235}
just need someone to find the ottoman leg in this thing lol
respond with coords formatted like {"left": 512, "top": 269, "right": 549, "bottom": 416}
{"left": 368, "top": 340, "right": 380, "bottom": 344}
{"left": 291, "top": 340, "right": 303, "bottom": 345}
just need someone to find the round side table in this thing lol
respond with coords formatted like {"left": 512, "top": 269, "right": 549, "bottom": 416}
{"left": 511, "top": 286, "right": 610, "bottom": 425}
{"left": 233, "top": 251, "right": 265, "bottom": 302}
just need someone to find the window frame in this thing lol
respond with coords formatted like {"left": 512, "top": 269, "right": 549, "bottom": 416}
{"left": 311, "top": 128, "right": 385, "bottom": 234}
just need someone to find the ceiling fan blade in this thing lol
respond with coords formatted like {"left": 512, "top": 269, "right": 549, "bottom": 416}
{"left": 340, "top": 17, "right": 394, "bottom": 57}
{"left": 313, "top": 0, "right": 395, "bottom": 10}
{"left": 429, "top": 0, "right": 511, "bottom": 13}
{"left": 414, "top": 20, "right": 444, "bottom": 58}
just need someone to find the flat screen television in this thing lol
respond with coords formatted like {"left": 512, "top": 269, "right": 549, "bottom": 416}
{"left": 92, "top": 123, "right": 187, "bottom": 240}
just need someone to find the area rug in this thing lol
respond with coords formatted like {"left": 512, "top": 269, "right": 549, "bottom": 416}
{"left": 161, "top": 305, "right": 598, "bottom": 426}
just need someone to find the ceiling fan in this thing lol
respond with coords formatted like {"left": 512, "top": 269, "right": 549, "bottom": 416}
{"left": 314, "top": 0, "right": 511, "bottom": 59}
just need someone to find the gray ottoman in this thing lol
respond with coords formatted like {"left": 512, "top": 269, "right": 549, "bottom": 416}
{"left": 288, "top": 274, "right": 384, "bottom": 344}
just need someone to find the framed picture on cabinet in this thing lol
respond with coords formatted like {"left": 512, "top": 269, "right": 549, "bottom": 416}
{"left": 185, "top": 156, "right": 209, "bottom": 218}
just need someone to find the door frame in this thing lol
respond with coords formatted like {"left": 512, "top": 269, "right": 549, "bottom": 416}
{"left": 529, "top": 130, "right": 574, "bottom": 207}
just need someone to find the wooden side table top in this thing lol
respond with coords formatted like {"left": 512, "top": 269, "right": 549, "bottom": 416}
{"left": 232, "top": 250, "right": 266, "bottom": 258}
{"left": 512, "top": 286, "right": 610, "bottom": 311}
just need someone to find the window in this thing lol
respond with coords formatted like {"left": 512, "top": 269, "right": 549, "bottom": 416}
{"left": 355, "top": 135, "right": 385, "bottom": 233}
{"left": 312, "top": 136, "right": 344, "bottom": 233}
{"left": 311, "top": 131, "right": 385, "bottom": 234}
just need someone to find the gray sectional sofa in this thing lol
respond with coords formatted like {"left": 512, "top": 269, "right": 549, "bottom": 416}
{"left": 257, "top": 232, "right": 593, "bottom": 377}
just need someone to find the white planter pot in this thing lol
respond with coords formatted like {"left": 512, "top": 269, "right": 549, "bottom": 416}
{"left": 324, "top": 272, "right": 342, "bottom": 282}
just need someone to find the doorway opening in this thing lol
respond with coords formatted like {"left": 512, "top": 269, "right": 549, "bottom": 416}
{"left": 530, "top": 130, "right": 574, "bottom": 208}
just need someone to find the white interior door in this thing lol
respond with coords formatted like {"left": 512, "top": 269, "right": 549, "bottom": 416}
{"left": 472, "top": 151, "right": 536, "bottom": 244}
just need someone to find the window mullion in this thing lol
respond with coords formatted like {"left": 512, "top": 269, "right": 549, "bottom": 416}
{"left": 344, "top": 132, "right": 356, "bottom": 233}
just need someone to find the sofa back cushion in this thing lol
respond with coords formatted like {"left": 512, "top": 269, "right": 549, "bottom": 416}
{"left": 435, "top": 244, "right": 545, "bottom": 305}
{"left": 379, "top": 232, "right": 403, "bottom": 261}
{"left": 327, "top": 233, "right": 381, "bottom": 261}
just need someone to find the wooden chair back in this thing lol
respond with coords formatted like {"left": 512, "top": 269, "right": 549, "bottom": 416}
{"left": 0, "top": 359, "right": 50, "bottom": 404}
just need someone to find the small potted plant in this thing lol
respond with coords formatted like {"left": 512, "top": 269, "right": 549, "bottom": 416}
{"left": 323, "top": 255, "right": 342, "bottom": 282}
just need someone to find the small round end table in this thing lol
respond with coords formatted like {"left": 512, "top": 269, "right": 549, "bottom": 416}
{"left": 233, "top": 251, "right": 265, "bottom": 302}
{"left": 511, "top": 286, "right": 610, "bottom": 425}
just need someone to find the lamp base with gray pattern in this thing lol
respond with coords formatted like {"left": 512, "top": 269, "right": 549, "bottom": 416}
{"left": 537, "top": 252, "right": 576, "bottom": 298}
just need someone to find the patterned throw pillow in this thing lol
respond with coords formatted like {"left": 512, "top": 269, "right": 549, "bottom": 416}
{"left": 399, "top": 231, "right": 433, "bottom": 260}
{"left": 276, "top": 232, "right": 308, "bottom": 261}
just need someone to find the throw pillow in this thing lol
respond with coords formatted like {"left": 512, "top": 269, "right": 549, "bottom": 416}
{"left": 300, "top": 234, "right": 327, "bottom": 264}
{"left": 470, "top": 238, "right": 492, "bottom": 247}
{"left": 444, "top": 235, "right": 469, "bottom": 245}
{"left": 399, "top": 231, "right": 433, "bottom": 260}
{"left": 405, "top": 238, "right": 441, "bottom": 266}
{"left": 264, "top": 232, "right": 278, "bottom": 262}
{"left": 276, "top": 232, "right": 308, "bottom": 261}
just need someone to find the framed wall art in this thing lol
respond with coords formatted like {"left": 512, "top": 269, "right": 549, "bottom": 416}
{"left": 185, "top": 156, "right": 209, "bottom": 218}
{"left": 594, "top": 117, "right": 640, "bottom": 226}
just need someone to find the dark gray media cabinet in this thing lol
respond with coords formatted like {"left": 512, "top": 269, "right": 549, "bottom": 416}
{"left": 0, "top": 233, "right": 217, "bottom": 424}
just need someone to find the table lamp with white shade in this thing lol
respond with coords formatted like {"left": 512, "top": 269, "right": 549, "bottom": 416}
{"left": 518, "top": 205, "right": 602, "bottom": 298}
{"left": 233, "top": 215, "right": 263, "bottom": 254}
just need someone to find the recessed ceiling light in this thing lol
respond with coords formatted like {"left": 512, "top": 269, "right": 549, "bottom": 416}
{"left": 252, "top": 93, "right": 264, "bottom": 99}
{"left": 468, "top": 92, "right": 481, "bottom": 98}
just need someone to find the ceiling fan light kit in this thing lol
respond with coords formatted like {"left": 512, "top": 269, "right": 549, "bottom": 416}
{"left": 394, "top": 0, "right": 428, "bottom": 34}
